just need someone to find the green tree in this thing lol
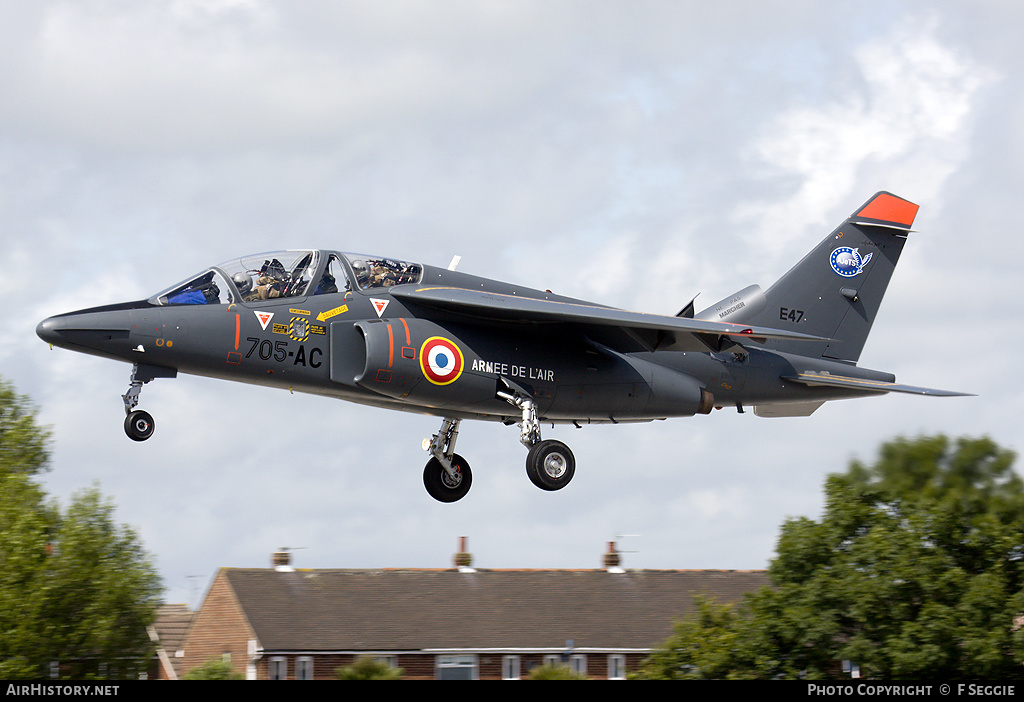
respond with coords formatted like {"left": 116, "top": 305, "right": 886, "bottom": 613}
{"left": 0, "top": 378, "right": 162, "bottom": 679}
{"left": 183, "top": 658, "right": 244, "bottom": 680}
{"left": 0, "top": 474, "right": 57, "bottom": 678}
{"left": 526, "top": 662, "right": 589, "bottom": 680}
{"left": 335, "top": 656, "right": 404, "bottom": 680}
{"left": 639, "top": 435, "right": 1024, "bottom": 680}
{"left": 634, "top": 598, "right": 749, "bottom": 680}
{"left": 0, "top": 378, "right": 50, "bottom": 477}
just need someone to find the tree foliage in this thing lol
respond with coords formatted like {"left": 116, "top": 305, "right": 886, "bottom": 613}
{"left": 335, "top": 656, "right": 404, "bottom": 680}
{"left": 0, "top": 378, "right": 50, "bottom": 477}
{"left": 638, "top": 435, "right": 1024, "bottom": 680}
{"left": 634, "top": 598, "right": 746, "bottom": 679}
{"left": 183, "top": 658, "right": 244, "bottom": 680}
{"left": 0, "top": 378, "right": 162, "bottom": 679}
{"left": 526, "top": 663, "right": 589, "bottom": 680}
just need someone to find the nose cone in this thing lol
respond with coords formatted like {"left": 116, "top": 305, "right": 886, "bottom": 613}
{"left": 36, "top": 316, "right": 64, "bottom": 345}
{"left": 36, "top": 308, "right": 134, "bottom": 361}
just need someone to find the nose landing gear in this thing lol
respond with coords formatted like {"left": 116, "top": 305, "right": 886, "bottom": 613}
{"left": 120, "top": 363, "right": 176, "bottom": 442}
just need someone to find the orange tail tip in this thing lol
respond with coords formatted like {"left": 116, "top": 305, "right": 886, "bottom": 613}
{"left": 855, "top": 192, "right": 919, "bottom": 229}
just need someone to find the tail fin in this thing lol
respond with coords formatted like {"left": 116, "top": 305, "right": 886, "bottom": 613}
{"left": 710, "top": 192, "right": 919, "bottom": 363}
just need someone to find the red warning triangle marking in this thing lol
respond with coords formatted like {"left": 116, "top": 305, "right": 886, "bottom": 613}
{"left": 254, "top": 311, "right": 274, "bottom": 330}
{"left": 371, "top": 299, "right": 389, "bottom": 318}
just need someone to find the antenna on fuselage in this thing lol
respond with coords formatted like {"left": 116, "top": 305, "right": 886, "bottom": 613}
{"left": 447, "top": 255, "right": 462, "bottom": 271}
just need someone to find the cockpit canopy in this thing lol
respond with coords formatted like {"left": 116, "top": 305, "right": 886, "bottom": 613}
{"left": 150, "top": 250, "right": 423, "bottom": 306}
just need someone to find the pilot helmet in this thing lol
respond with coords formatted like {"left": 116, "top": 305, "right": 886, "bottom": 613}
{"left": 351, "top": 259, "right": 369, "bottom": 279}
{"left": 232, "top": 272, "right": 253, "bottom": 294}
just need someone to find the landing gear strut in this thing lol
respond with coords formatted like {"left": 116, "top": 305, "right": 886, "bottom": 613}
{"left": 499, "top": 383, "right": 576, "bottom": 492}
{"left": 120, "top": 363, "right": 175, "bottom": 442}
{"left": 422, "top": 417, "right": 472, "bottom": 503}
{"left": 122, "top": 365, "right": 155, "bottom": 442}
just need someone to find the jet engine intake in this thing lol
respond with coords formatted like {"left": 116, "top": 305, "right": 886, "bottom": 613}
{"left": 353, "top": 319, "right": 497, "bottom": 409}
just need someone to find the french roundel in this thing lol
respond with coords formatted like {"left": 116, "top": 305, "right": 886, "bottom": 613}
{"left": 420, "top": 336, "right": 464, "bottom": 385}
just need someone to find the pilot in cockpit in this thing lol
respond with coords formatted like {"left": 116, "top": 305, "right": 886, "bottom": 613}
{"left": 240, "top": 259, "right": 288, "bottom": 301}
{"left": 232, "top": 272, "right": 253, "bottom": 297}
{"left": 351, "top": 260, "right": 370, "bottom": 288}
{"left": 369, "top": 262, "right": 395, "bottom": 287}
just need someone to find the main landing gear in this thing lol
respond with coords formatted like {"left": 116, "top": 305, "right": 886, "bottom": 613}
{"left": 421, "top": 385, "right": 575, "bottom": 503}
{"left": 422, "top": 418, "right": 472, "bottom": 503}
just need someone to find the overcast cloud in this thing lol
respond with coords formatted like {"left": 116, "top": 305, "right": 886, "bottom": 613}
{"left": 2, "top": 1, "right": 1021, "bottom": 608}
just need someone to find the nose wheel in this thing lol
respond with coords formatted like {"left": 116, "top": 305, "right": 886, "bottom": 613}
{"left": 124, "top": 410, "right": 155, "bottom": 442}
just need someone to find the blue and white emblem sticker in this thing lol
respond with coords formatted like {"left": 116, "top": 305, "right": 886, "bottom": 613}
{"left": 830, "top": 246, "right": 872, "bottom": 278}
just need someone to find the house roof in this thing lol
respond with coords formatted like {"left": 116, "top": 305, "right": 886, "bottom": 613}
{"left": 153, "top": 603, "right": 193, "bottom": 649}
{"left": 220, "top": 567, "right": 768, "bottom": 652}
{"left": 151, "top": 603, "right": 193, "bottom": 678}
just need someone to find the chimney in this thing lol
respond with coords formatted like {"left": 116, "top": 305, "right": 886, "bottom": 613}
{"left": 272, "top": 548, "right": 294, "bottom": 572}
{"left": 453, "top": 536, "right": 474, "bottom": 572}
{"left": 604, "top": 541, "right": 624, "bottom": 573}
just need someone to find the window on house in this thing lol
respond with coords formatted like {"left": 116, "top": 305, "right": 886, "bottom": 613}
{"left": 435, "top": 654, "right": 477, "bottom": 680}
{"left": 296, "top": 657, "right": 314, "bottom": 680}
{"left": 569, "top": 654, "right": 587, "bottom": 676}
{"left": 501, "top": 656, "right": 520, "bottom": 680}
{"left": 269, "top": 657, "right": 287, "bottom": 680}
{"left": 608, "top": 654, "right": 626, "bottom": 680}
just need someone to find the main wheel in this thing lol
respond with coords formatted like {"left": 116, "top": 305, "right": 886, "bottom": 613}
{"left": 526, "top": 439, "right": 575, "bottom": 491}
{"left": 423, "top": 454, "right": 472, "bottom": 503}
{"left": 124, "top": 410, "right": 155, "bottom": 442}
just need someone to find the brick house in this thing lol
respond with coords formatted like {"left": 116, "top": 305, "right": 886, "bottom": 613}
{"left": 177, "top": 544, "right": 767, "bottom": 680}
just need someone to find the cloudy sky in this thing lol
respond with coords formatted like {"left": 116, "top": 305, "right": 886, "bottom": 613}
{"left": 3, "top": 1, "right": 1021, "bottom": 608}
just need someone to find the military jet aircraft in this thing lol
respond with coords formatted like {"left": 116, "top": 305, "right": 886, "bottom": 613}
{"left": 37, "top": 192, "right": 967, "bottom": 502}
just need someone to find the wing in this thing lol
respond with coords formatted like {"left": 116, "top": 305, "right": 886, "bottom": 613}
{"left": 782, "top": 371, "right": 973, "bottom": 397}
{"left": 389, "top": 285, "right": 829, "bottom": 353}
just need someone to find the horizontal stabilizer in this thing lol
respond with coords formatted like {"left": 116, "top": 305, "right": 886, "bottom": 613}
{"left": 782, "top": 372, "right": 973, "bottom": 397}
{"left": 753, "top": 401, "right": 826, "bottom": 417}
